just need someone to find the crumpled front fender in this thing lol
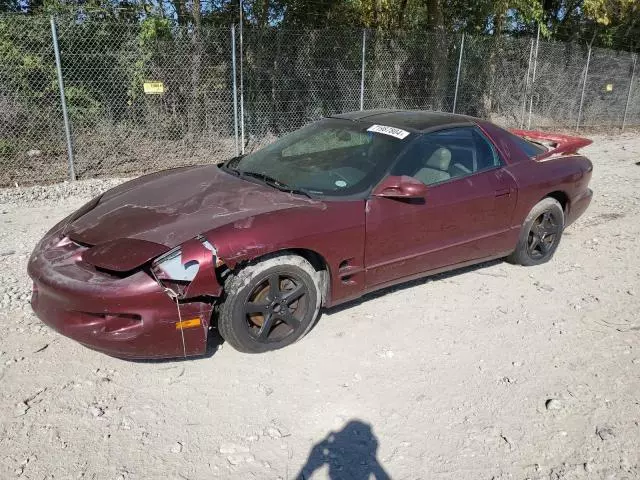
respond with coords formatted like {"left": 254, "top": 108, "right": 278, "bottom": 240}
{"left": 179, "top": 236, "right": 224, "bottom": 299}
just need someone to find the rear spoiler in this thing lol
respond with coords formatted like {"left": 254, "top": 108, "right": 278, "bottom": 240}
{"left": 510, "top": 129, "right": 592, "bottom": 161}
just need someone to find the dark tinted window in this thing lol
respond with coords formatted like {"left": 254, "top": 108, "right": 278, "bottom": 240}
{"left": 474, "top": 129, "right": 500, "bottom": 170}
{"left": 508, "top": 133, "right": 547, "bottom": 157}
{"left": 391, "top": 127, "right": 501, "bottom": 186}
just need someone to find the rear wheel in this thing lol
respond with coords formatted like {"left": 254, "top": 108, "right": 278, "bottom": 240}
{"left": 217, "top": 254, "right": 321, "bottom": 353}
{"left": 508, "top": 197, "right": 564, "bottom": 266}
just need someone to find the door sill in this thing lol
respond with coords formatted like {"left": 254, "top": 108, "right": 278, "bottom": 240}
{"left": 362, "top": 252, "right": 511, "bottom": 297}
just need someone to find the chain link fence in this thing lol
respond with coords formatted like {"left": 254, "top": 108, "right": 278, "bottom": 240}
{"left": 55, "top": 17, "right": 236, "bottom": 180}
{"left": 364, "top": 30, "right": 460, "bottom": 113}
{"left": 581, "top": 46, "right": 636, "bottom": 128}
{"left": 0, "top": 15, "right": 68, "bottom": 185}
{"left": 1, "top": 15, "right": 639, "bottom": 186}
{"left": 242, "top": 27, "right": 362, "bottom": 151}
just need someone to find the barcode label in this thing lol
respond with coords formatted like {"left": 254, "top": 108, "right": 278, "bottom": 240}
{"left": 367, "top": 124, "right": 411, "bottom": 139}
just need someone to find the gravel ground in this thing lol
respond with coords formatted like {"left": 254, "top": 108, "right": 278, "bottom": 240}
{"left": 1, "top": 134, "right": 640, "bottom": 480}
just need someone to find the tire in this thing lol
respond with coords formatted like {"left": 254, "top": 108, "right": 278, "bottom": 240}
{"left": 507, "top": 197, "right": 565, "bottom": 266}
{"left": 217, "top": 254, "right": 322, "bottom": 353}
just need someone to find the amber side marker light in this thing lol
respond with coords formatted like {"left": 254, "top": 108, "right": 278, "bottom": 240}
{"left": 176, "top": 318, "right": 201, "bottom": 330}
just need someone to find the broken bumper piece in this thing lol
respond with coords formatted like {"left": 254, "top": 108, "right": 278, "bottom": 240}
{"left": 27, "top": 237, "right": 221, "bottom": 359}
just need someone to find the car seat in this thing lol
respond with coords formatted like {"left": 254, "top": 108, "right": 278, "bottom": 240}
{"left": 449, "top": 161, "right": 472, "bottom": 177}
{"left": 414, "top": 147, "right": 452, "bottom": 185}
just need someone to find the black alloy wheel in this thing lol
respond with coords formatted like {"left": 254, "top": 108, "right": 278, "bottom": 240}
{"left": 526, "top": 211, "right": 562, "bottom": 260}
{"left": 217, "top": 254, "right": 321, "bottom": 353}
{"left": 244, "top": 273, "right": 309, "bottom": 343}
{"left": 508, "top": 197, "right": 565, "bottom": 266}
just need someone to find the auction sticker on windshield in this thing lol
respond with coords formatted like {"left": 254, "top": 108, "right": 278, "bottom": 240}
{"left": 367, "top": 124, "right": 410, "bottom": 140}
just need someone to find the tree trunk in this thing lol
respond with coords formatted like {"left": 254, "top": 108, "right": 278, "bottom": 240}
{"left": 271, "top": 30, "right": 282, "bottom": 134}
{"left": 482, "top": 6, "right": 507, "bottom": 119}
{"left": 189, "top": 0, "right": 202, "bottom": 138}
{"left": 173, "top": 0, "right": 187, "bottom": 26}
{"left": 258, "top": 0, "right": 270, "bottom": 28}
{"left": 397, "top": 0, "right": 408, "bottom": 28}
{"left": 426, "top": 0, "right": 443, "bottom": 30}
{"left": 372, "top": 0, "right": 379, "bottom": 28}
{"left": 426, "top": 0, "right": 446, "bottom": 110}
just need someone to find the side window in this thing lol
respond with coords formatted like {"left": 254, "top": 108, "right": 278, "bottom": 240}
{"left": 391, "top": 127, "right": 502, "bottom": 186}
{"left": 473, "top": 128, "right": 501, "bottom": 171}
{"left": 282, "top": 128, "right": 371, "bottom": 157}
{"left": 507, "top": 132, "right": 547, "bottom": 157}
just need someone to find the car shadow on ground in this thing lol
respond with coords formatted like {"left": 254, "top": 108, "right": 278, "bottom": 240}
{"left": 321, "top": 258, "right": 504, "bottom": 318}
{"left": 294, "top": 419, "right": 390, "bottom": 480}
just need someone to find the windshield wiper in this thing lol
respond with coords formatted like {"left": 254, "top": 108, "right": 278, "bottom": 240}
{"left": 239, "top": 171, "right": 312, "bottom": 198}
{"left": 220, "top": 165, "right": 240, "bottom": 176}
{"left": 220, "top": 155, "right": 245, "bottom": 173}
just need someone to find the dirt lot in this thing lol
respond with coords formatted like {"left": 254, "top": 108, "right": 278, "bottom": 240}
{"left": 1, "top": 134, "right": 639, "bottom": 480}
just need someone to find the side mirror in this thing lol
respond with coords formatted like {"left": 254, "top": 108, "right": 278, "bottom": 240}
{"left": 373, "top": 175, "right": 428, "bottom": 199}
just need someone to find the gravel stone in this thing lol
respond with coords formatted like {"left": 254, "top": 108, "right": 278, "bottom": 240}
{"left": 89, "top": 406, "right": 105, "bottom": 418}
{"left": 265, "top": 427, "right": 282, "bottom": 439}
{"left": 596, "top": 426, "right": 615, "bottom": 441}
{"left": 545, "top": 399, "right": 563, "bottom": 411}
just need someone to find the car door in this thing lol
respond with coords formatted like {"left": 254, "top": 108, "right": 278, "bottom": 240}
{"left": 364, "top": 126, "right": 518, "bottom": 289}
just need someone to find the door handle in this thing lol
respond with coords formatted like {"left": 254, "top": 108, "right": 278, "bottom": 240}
{"left": 495, "top": 189, "right": 511, "bottom": 198}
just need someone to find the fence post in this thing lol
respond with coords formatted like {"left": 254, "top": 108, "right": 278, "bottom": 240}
{"left": 622, "top": 53, "right": 637, "bottom": 131}
{"left": 50, "top": 16, "right": 76, "bottom": 181}
{"left": 527, "top": 24, "right": 540, "bottom": 130}
{"left": 231, "top": 24, "right": 240, "bottom": 155}
{"left": 576, "top": 45, "right": 592, "bottom": 131}
{"left": 520, "top": 38, "right": 534, "bottom": 129}
{"left": 359, "top": 29, "right": 367, "bottom": 111}
{"left": 452, "top": 33, "right": 465, "bottom": 114}
{"left": 239, "top": 2, "right": 245, "bottom": 154}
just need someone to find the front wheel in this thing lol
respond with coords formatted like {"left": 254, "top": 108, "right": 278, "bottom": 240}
{"left": 217, "top": 254, "right": 322, "bottom": 353}
{"left": 508, "top": 197, "right": 564, "bottom": 266}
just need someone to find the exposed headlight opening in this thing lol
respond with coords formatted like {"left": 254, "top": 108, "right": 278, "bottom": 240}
{"left": 152, "top": 247, "right": 199, "bottom": 282}
{"left": 151, "top": 237, "right": 219, "bottom": 298}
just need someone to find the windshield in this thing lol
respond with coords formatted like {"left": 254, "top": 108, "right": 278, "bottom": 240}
{"left": 226, "top": 119, "right": 412, "bottom": 197}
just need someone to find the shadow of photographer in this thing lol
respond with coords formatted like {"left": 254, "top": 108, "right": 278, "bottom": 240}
{"left": 295, "top": 419, "right": 390, "bottom": 480}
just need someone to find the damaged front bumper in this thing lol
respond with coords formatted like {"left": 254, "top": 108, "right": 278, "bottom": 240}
{"left": 27, "top": 235, "right": 223, "bottom": 359}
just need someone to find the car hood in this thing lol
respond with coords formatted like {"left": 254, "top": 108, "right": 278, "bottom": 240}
{"left": 67, "top": 164, "right": 323, "bottom": 250}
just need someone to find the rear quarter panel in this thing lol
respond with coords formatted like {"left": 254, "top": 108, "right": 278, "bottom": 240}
{"left": 479, "top": 120, "right": 593, "bottom": 228}
{"left": 505, "top": 155, "right": 593, "bottom": 227}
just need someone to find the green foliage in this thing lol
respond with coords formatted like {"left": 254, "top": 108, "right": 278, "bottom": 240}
{"left": 0, "top": 0, "right": 639, "bottom": 174}
{"left": 0, "top": 139, "right": 16, "bottom": 158}
{"left": 65, "top": 85, "right": 102, "bottom": 126}
{"left": 0, "top": 16, "right": 56, "bottom": 96}
{"left": 139, "top": 16, "right": 172, "bottom": 44}
{"left": 126, "top": 17, "right": 172, "bottom": 102}
{"left": 3, "top": 0, "right": 640, "bottom": 48}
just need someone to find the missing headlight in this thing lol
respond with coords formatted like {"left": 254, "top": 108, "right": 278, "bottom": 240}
{"left": 152, "top": 247, "right": 199, "bottom": 282}
{"left": 151, "top": 237, "right": 218, "bottom": 298}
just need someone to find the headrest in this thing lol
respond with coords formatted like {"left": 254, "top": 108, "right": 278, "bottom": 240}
{"left": 425, "top": 147, "right": 452, "bottom": 171}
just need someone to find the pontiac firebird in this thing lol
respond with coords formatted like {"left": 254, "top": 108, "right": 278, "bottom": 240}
{"left": 27, "top": 110, "right": 593, "bottom": 358}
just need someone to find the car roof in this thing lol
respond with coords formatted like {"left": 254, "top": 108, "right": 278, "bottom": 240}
{"left": 330, "top": 109, "right": 477, "bottom": 132}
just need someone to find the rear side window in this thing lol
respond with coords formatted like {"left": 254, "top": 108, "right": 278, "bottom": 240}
{"left": 509, "top": 133, "right": 547, "bottom": 157}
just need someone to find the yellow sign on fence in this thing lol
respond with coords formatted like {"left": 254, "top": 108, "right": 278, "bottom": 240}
{"left": 605, "top": 83, "right": 614, "bottom": 92}
{"left": 143, "top": 81, "right": 165, "bottom": 94}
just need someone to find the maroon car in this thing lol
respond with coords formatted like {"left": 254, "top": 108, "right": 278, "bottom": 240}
{"left": 28, "top": 110, "right": 593, "bottom": 358}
